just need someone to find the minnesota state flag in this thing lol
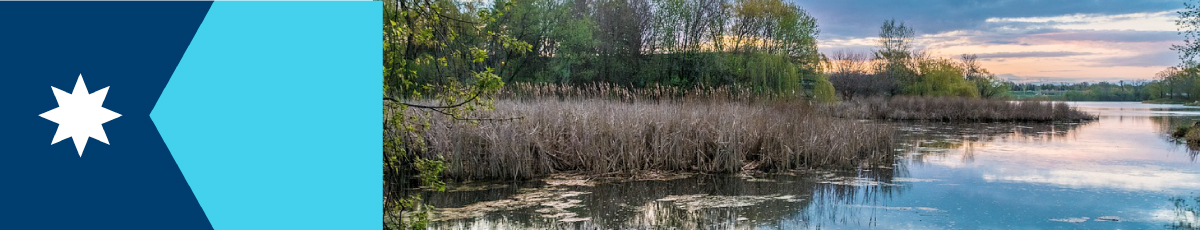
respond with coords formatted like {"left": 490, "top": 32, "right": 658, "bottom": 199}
{"left": 0, "top": 2, "right": 377, "bottom": 229}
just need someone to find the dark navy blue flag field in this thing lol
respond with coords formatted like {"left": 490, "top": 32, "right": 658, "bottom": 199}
{"left": 0, "top": 2, "right": 214, "bottom": 229}
{"left": 0, "top": 2, "right": 377, "bottom": 229}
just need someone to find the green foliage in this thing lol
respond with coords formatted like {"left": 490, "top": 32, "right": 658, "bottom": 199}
{"left": 810, "top": 73, "right": 838, "bottom": 102}
{"left": 960, "top": 54, "right": 1008, "bottom": 99}
{"left": 382, "top": 0, "right": 530, "bottom": 229}
{"left": 1174, "top": 125, "right": 1191, "bottom": 139}
{"left": 972, "top": 77, "right": 1009, "bottom": 99}
{"left": 904, "top": 58, "right": 979, "bottom": 97}
{"left": 1145, "top": 66, "right": 1200, "bottom": 102}
{"left": 1176, "top": 0, "right": 1200, "bottom": 66}
{"left": 735, "top": 53, "right": 801, "bottom": 94}
{"left": 1143, "top": 0, "right": 1200, "bottom": 104}
{"left": 1169, "top": 195, "right": 1200, "bottom": 229}
{"left": 496, "top": 0, "right": 825, "bottom": 98}
{"left": 383, "top": 195, "right": 432, "bottom": 230}
{"left": 414, "top": 157, "right": 446, "bottom": 191}
{"left": 874, "top": 19, "right": 916, "bottom": 95}
{"left": 824, "top": 21, "right": 1004, "bottom": 100}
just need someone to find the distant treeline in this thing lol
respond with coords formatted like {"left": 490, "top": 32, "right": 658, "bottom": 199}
{"left": 1007, "top": 81, "right": 1153, "bottom": 101}
{"left": 1007, "top": 67, "right": 1200, "bottom": 102}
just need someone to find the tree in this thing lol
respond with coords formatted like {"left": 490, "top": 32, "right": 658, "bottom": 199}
{"left": 593, "top": 0, "right": 652, "bottom": 85}
{"left": 906, "top": 58, "right": 978, "bottom": 97}
{"left": 876, "top": 19, "right": 914, "bottom": 61}
{"left": 827, "top": 50, "right": 895, "bottom": 99}
{"left": 382, "top": 0, "right": 530, "bottom": 229}
{"left": 495, "top": 0, "right": 829, "bottom": 98}
{"left": 874, "top": 19, "right": 916, "bottom": 95}
{"left": 960, "top": 54, "right": 1008, "bottom": 98}
{"left": 1159, "top": 0, "right": 1200, "bottom": 103}
{"left": 1175, "top": 0, "right": 1200, "bottom": 66}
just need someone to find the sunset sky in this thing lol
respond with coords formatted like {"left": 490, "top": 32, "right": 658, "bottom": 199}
{"left": 796, "top": 0, "right": 1185, "bottom": 83}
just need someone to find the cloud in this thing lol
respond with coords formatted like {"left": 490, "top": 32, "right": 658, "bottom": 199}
{"left": 981, "top": 40, "right": 1028, "bottom": 45}
{"left": 998, "top": 74, "right": 1080, "bottom": 83}
{"left": 975, "top": 51, "right": 1094, "bottom": 59}
{"left": 1092, "top": 50, "right": 1179, "bottom": 67}
{"left": 984, "top": 11, "right": 1176, "bottom": 31}
{"left": 800, "top": 1, "right": 1185, "bottom": 81}
{"left": 1037, "top": 69, "right": 1079, "bottom": 73}
{"left": 795, "top": 0, "right": 1182, "bottom": 38}
{"left": 984, "top": 11, "right": 1172, "bottom": 23}
{"left": 998, "top": 73, "right": 1157, "bottom": 83}
{"left": 1026, "top": 30, "right": 1180, "bottom": 43}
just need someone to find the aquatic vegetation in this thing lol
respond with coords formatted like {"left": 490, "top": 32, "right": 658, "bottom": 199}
{"left": 399, "top": 99, "right": 895, "bottom": 180}
{"left": 654, "top": 194, "right": 804, "bottom": 211}
{"left": 1175, "top": 126, "right": 1192, "bottom": 139}
{"left": 421, "top": 171, "right": 898, "bottom": 229}
{"left": 430, "top": 186, "right": 589, "bottom": 221}
{"left": 1169, "top": 123, "right": 1200, "bottom": 153}
{"left": 427, "top": 173, "right": 702, "bottom": 223}
{"left": 1172, "top": 195, "right": 1200, "bottom": 229}
{"left": 823, "top": 96, "right": 1097, "bottom": 122}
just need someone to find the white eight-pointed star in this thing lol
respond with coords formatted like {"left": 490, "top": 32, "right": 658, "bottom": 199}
{"left": 38, "top": 74, "right": 122, "bottom": 157}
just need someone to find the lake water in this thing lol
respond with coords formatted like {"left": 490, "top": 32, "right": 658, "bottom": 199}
{"left": 421, "top": 102, "right": 1200, "bottom": 229}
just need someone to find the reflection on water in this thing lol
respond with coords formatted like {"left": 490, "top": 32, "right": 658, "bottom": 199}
{"left": 422, "top": 171, "right": 911, "bottom": 229}
{"left": 1170, "top": 195, "right": 1200, "bottom": 229}
{"left": 422, "top": 102, "right": 1200, "bottom": 229}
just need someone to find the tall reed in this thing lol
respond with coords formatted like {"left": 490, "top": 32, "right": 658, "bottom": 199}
{"left": 498, "top": 82, "right": 800, "bottom": 103}
{"left": 823, "top": 96, "right": 1096, "bottom": 122}
{"left": 395, "top": 99, "right": 895, "bottom": 180}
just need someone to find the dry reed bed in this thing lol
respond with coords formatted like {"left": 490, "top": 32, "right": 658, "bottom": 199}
{"left": 823, "top": 97, "right": 1096, "bottom": 122}
{"left": 499, "top": 82, "right": 786, "bottom": 103}
{"left": 398, "top": 99, "right": 895, "bottom": 180}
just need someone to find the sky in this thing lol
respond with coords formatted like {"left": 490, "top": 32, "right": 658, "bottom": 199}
{"left": 793, "top": 0, "right": 1187, "bottom": 83}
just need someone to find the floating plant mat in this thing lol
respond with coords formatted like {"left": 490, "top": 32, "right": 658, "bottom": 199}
{"left": 431, "top": 186, "right": 590, "bottom": 221}
{"left": 429, "top": 172, "right": 698, "bottom": 222}
{"left": 652, "top": 194, "right": 804, "bottom": 211}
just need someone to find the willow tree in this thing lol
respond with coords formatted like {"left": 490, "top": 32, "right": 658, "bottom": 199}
{"left": 726, "top": 0, "right": 830, "bottom": 98}
{"left": 906, "top": 58, "right": 979, "bottom": 97}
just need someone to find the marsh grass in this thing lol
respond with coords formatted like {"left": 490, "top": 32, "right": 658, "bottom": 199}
{"left": 499, "top": 82, "right": 800, "bottom": 103}
{"left": 824, "top": 96, "right": 1096, "bottom": 122}
{"left": 391, "top": 85, "right": 1092, "bottom": 181}
{"left": 394, "top": 99, "right": 894, "bottom": 180}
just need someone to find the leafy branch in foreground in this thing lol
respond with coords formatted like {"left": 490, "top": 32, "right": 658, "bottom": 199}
{"left": 381, "top": 0, "right": 529, "bottom": 229}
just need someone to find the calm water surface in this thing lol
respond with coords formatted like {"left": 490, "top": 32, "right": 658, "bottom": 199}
{"left": 422, "top": 102, "right": 1200, "bottom": 229}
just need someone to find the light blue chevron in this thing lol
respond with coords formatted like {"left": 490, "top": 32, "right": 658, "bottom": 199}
{"left": 151, "top": 2, "right": 379, "bottom": 229}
